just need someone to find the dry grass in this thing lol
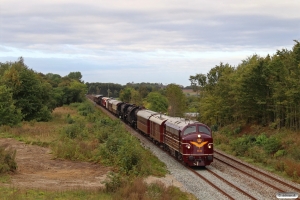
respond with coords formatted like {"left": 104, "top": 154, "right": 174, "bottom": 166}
{"left": 112, "top": 178, "right": 195, "bottom": 200}
{"left": 0, "top": 106, "right": 80, "bottom": 146}
{"left": 283, "top": 159, "right": 300, "bottom": 181}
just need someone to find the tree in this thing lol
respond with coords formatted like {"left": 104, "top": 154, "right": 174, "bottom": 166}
{"left": 166, "top": 84, "right": 186, "bottom": 117}
{"left": 67, "top": 72, "right": 83, "bottom": 82}
{"left": 130, "top": 89, "right": 143, "bottom": 106}
{"left": 146, "top": 92, "right": 168, "bottom": 113}
{"left": 119, "top": 87, "right": 133, "bottom": 102}
{"left": 1, "top": 59, "right": 54, "bottom": 121}
{"left": 0, "top": 85, "right": 22, "bottom": 126}
{"left": 189, "top": 73, "right": 206, "bottom": 96}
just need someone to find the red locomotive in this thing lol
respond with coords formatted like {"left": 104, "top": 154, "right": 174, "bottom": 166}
{"left": 93, "top": 95, "right": 213, "bottom": 167}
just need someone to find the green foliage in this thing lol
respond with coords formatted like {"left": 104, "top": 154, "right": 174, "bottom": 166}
{"left": 0, "top": 85, "right": 22, "bottom": 126}
{"left": 211, "top": 124, "right": 218, "bottom": 132}
{"left": 255, "top": 133, "right": 268, "bottom": 145}
{"left": 103, "top": 172, "right": 123, "bottom": 192}
{"left": 86, "top": 82, "right": 124, "bottom": 97}
{"left": 75, "top": 101, "right": 95, "bottom": 116}
{"left": 65, "top": 114, "right": 75, "bottom": 124}
{"left": 67, "top": 71, "right": 82, "bottom": 82}
{"left": 274, "top": 150, "right": 286, "bottom": 158}
{"left": 119, "top": 87, "right": 133, "bottom": 102}
{"left": 62, "top": 122, "right": 87, "bottom": 139}
{"left": 255, "top": 134, "right": 282, "bottom": 154}
{"left": 246, "top": 146, "right": 267, "bottom": 163}
{"left": 166, "top": 84, "right": 186, "bottom": 117}
{"left": 190, "top": 41, "right": 300, "bottom": 130}
{"left": 230, "top": 135, "right": 256, "bottom": 156}
{"left": 146, "top": 92, "right": 168, "bottom": 112}
{"left": 1, "top": 59, "right": 53, "bottom": 122}
{"left": 263, "top": 137, "right": 281, "bottom": 154}
{"left": 0, "top": 147, "right": 17, "bottom": 174}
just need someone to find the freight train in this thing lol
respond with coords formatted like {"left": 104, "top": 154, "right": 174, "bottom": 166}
{"left": 92, "top": 94, "right": 214, "bottom": 166}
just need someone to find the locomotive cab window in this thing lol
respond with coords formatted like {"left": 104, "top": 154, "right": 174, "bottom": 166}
{"left": 198, "top": 125, "right": 211, "bottom": 135}
{"left": 183, "top": 125, "right": 196, "bottom": 135}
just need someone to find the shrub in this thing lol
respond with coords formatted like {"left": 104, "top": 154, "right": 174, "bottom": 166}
{"left": 0, "top": 147, "right": 17, "bottom": 174}
{"left": 103, "top": 172, "right": 124, "bottom": 192}
{"left": 213, "top": 132, "right": 230, "bottom": 145}
{"left": 263, "top": 137, "right": 281, "bottom": 154}
{"left": 283, "top": 159, "right": 300, "bottom": 180}
{"left": 255, "top": 133, "right": 268, "bottom": 146}
{"left": 246, "top": 146, "right": 266, "bottom": 163}
{"left": 77, "top": 102, "right": 95, "bottom": 116}
{"left": 211, "top": 124, "right": 218, "bottom": 132}
{"left": 274, "top": 150, "right": 286, "bottom": 158}
{"left": 275, "top": 160, "right": 285, "bottom": 172}
{"left": 233, "top": 126, "right": 242, "bottom": 134}
{"left": 230, "top": 135, "right": 256, "bottom": 156}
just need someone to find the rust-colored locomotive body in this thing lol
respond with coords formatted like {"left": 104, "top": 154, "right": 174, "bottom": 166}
{"left": 165, "top": 119, "right": 213, "bottom": 166}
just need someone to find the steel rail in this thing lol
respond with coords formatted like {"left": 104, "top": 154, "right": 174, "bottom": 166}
{"left": 214, "top": 150, "right": 300, "bottom": 194}
{"left": 205, "top": 167, "right": 256, "bottom": 200}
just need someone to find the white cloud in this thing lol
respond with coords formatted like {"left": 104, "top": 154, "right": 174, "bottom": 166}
{"left": 1, "top": 0, "right": 300, "bottom": 86}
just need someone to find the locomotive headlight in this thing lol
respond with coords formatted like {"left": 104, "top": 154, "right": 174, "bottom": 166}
{"left": 186, "top": 144, "right": 191, "bottom": 149}
{"left": 208, "top": 143, "right": 213, "bottom": 149}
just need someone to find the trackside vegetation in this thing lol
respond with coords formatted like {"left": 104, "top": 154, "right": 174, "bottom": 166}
{"left": 190, "top": 41, "right": 300, "bottom": 183}
{"left": 0, "top": 101, "right": 196, "bottom": 200}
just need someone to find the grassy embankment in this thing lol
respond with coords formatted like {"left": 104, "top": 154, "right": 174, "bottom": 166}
{"left": 214, "top": 124, "right": 300, "bottom": 183}
{"left": 0, "top": 101, "right": 196, "bottom": 200}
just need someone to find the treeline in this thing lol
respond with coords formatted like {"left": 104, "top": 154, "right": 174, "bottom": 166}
{"left": 115, "top": 84, "right": 187, "bottom": 118}
{"left": 87, "top": 82, "right": 188, "bottom": 117}
{"left": 0, "top": 57, "right": 87, "bottom": 126}
{"left": 190, "top": 40, "right": 300, "bottom": 130}
{"left": 86, "top": 82, "right": 164, "bottom": 98}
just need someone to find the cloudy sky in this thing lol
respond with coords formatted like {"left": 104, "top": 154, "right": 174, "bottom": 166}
{"left": 1, "top": 0, "right": 300, "bottom": 86}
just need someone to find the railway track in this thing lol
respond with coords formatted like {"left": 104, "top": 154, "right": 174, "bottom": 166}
{"left": 88, "top": 98, "right": 257, "bottom": 199}
{"left": 189, "top": 166, "right": 256, "bottom": 200}
{"left": 87, "top": 96, "right": 300, "bottom": 199}
{"left": 214, "top": 150, "right": 300, "bottom": 199}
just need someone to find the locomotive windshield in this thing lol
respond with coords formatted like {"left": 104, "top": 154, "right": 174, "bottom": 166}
{"left": 183, "top": 125, "right": 196, "bottom": 135}
{"left": 198, "top": 125, "right": 211, "bottom": 135}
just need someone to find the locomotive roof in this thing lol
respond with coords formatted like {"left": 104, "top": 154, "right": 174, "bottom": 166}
{"left": 149, "top": 114, "right": 172, "bottom": 125}
{"left": 108, "top": 99, "right": 122, "bottom": 105}
{"left": 165, "top": 118, "right": 200, "bottom": 131}
{"left": 137, "top": 109, "right": 158, "bottom": 119}
{"left": 94, "top": 95, "right": 103, "bottom": 98}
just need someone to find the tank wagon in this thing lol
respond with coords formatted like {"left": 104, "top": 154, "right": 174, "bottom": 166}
{"left": 93, "top": 95, "right": 213, "bottom": 167}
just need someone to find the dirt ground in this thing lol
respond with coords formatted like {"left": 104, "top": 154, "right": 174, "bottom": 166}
{"left": 0, "top": 138, "right": 185, "bottom": 191}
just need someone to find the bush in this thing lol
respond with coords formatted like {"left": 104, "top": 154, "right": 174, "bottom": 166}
{"left": 230, "top": 135, "right": 256, "bottom": 156}
{"left": 283, "top": 159, "right": 300, "bottom": 179}
{"left": 0, "top": 147, "right": 17, "bottom": 174}
{"left": 246, "top": 146, "right": 266, "bottom": 163}
{"left": 77, "top": 102, "right": 95, "bottom": 116}
{"left": 103, "top": 172, "right": 124, "bottom": 192}
{"left": 211, "top": 124, "right": 218, "bottom": 132}
{"left": 255, "top": 133, "right": 268, "bottom": 146}
{"left": 274, "top": 150, "right": 286, "bottom": 158}
{"left": 263, "top": 137, "right": 281, "bottom": 154}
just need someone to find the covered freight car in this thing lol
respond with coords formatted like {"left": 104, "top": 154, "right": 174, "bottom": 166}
{"left": 137, "top": 109, "right": 158, "bottom": 135}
